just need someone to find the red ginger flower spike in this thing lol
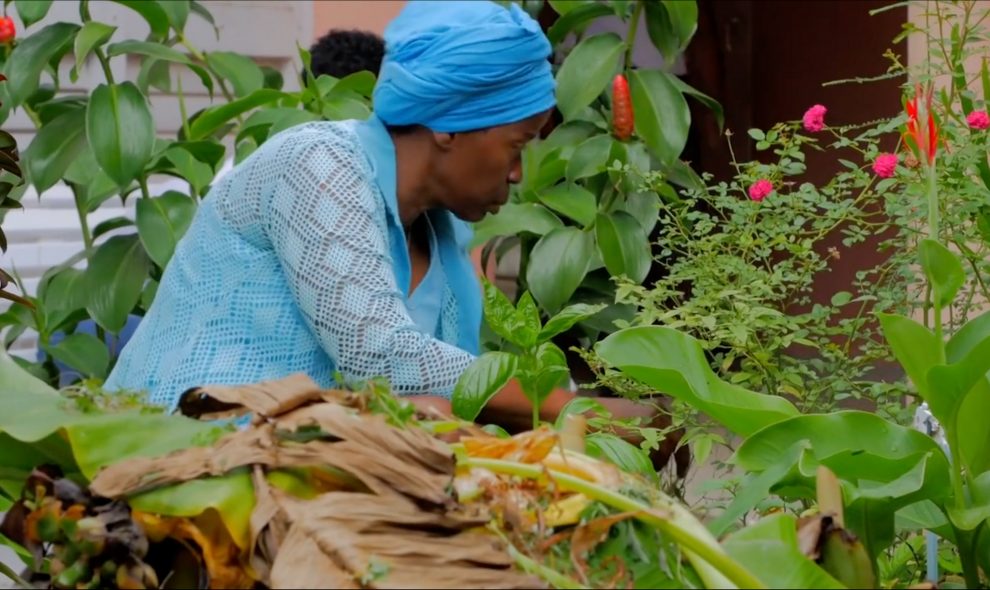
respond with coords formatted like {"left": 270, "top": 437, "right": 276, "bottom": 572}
{"left": 904, "top": 83, "right": 938, "bottom": 166}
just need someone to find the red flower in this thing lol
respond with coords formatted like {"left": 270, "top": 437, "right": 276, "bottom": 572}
{"left": 802, "top": 104, "right": 827, "bottom": 132}
{"left": 748, "top": 179, "right": 773, "bottom": 202}
{"left": 967, "top": 110, "right": 990, "bottom": 130}
{"left": 872, "top": 153, "right": 898, "bottom": 178}
{"left": 0, "top": 17, "right": 14, "bottom": 44}
{"left": 904, "top": 84, "right": 938, "bottom": 165}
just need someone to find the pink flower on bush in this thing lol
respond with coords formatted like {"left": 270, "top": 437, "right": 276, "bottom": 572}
{"left": 872, "top": 153, "right": 898, "bottom": 178}
{"left": 748, "top": 179, "right": 773, "bottom": 202}
{"left": 967, "top": 110, "right": 990, "bottom": 130}
{"left": 802, "top": 104, "right": 827, "bottom": 132}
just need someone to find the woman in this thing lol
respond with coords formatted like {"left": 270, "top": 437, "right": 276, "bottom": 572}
{"left": 106, "top": 0, "right": 663, "bottom": 437}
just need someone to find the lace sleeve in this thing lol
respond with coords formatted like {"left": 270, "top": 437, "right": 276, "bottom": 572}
{"left": 263, "top": 132, "right": 475, "bottom": 398}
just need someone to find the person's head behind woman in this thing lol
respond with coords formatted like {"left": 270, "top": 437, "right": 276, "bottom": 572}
{"left": 373, "top": 0, "right": 556, "bottom": 222}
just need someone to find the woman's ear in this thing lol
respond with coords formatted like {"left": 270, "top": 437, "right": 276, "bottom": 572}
{"left": 432, "top": 131, "right": 457, "bottom": 151}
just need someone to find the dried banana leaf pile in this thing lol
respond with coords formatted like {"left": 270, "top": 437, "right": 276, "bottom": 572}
{"left": 1, "top": 374, "right": 759, "bottom": 590}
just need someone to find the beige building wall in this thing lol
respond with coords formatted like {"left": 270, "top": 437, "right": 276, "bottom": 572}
{"left": 313, "top": 0, "right": 407, "bottom": 38}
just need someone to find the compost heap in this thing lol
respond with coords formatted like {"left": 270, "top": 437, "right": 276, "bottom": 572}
{"left": 1, "top": 374, "right": 682, "bottom": 590}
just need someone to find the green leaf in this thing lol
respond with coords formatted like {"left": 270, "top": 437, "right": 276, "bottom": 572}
{"left": 515, "top": 292, "right": 542, "bottom": 349}
{"left": 111, "top": 0, "right": 169, "bottom": 41}
{"left": 643, "top": 1, "right": 678, "bottom": 59}
{"left": 206, "top": 51, "right": 264, "bottom": 98}
{"left": 565, "top": 134, "right": 613, "bottom": 181}
{"left": 188, "top": 88, "right": 286, "bottom": 140}
{"left": 165, "top": 146, "right": 214, "bottom": 195}
{"left": 723, "top": 513, "right": 844, "bottom": 589}
{"left": 537, "top": 183, "right": 597, "bottom": 227}
{"left": 927, "top": 334, "right": 990, "bottom": 475}
{"left": 190, "top": 0, "right": 218, "bottom": 38}
{"left": 554, "top": 33, "right": 624, "bottom": 121}
{"left": 482, "top": 278, "right": 524, "bottom": 346}
{"left": 595, "top": 210, "right": 652, "bottom": 283}
{"left": 878, "top": 313, "right": 939, "bottom": 403}
{"left": 669, "top": 76, "right": 723, "bottom": 129}
{"left": 709, "top": 442, "right": 809, "bottom": 536}
{"left": 73, "top": 21, "right": 116, "bottom": 81}
{"left": 469, "top": 202, "right": 563, "bottom": 249}
{"left": 538, "top": 302, "right": 606, "bottom": 341}
{"left": 452, "top": 352, "right": 519, "bottom": 422}
{"left": 919, "top": 239, "right": 965, "bottom": 308}
{"left": 553, "top": 396, "right": 606, "bottom": 431}
{"left": 546, "top": 2, "right": 613, "bottom": 45}
{"left": 136, "top": 192, "right": 196, "bottom": 268}
{"left": 327, "top": 70, "right": 376, "bottom": 100}
{"left": 586, "top": 432, "right": 656, "bottom": 480}
{"left": 46, "top": 333, "right": 110, "bottom": 380}
{"left": 85, "top": 235, "right": 151, "bottom": 334}
{"left": 23, "top": 104, "right": 87, "bottom": 193}
{"left": 86, "top": 82, "right": 155, "bottom": 188}
{"left": 158, "top": 0, "right": 190, "bottom": 32}
{"left": 106, "top": 40, "right": 213, "bottom": 94}
{"left": 734, "top": 411, "right": 950, "bottom": 506}
{"left": 321, "top": 96, "right": 371, "bottom": 121}
{"left": 629, "top": 69, "right": 691, "bottom": 165}
{"left": 15, "top": 0, "right": 53, "bottom": 28}
{"left": 596, "top": 326, "right": 799, "bottom": 436}
{"left": 526, "top": 226, "right": 594, "bottom": 313}
{"left": 662, "top": 0, "right": 699, "bottom": 52}
{"left": 237, "top": 107, "right": 319, "bottom": 144}
{"left": 92, "top": 216, "right": 134, "bottom": 239}
{"left": 3, "top": 22, "right": 79, "bottom": 107}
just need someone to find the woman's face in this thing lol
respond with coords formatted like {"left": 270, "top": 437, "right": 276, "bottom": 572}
{"left": 432, "top": 110, "right": 552, "bottom": 222}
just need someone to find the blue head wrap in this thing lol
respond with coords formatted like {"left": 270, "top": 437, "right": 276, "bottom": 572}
{"left": 373, "top": 0, "right": 556, "bottom": 133}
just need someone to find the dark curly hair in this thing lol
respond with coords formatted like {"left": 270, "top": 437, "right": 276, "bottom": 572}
{"left": 309, "top": 29, "right": 386, "bottom": 79}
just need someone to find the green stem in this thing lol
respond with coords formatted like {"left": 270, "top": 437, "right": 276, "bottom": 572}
{"left": 94, "top": 47, "right": 115, "bottom": 85}
{"left": 139, "top": 174, "right": 151, "bottom": 200}
{"left": 463, "top": 457, "right": 765, "bottom": 590}
{"left": 71, "top": 186, "right": 93, "bottom": 251}
{"left": 624, "top": 2, "right": 644, "bottom": 70}
{"left": 503, "top": 539, "right": 587, "bottom": 589}
{"left": 0, "top": 560, "right": 31, "bottom": 589}
{"left": 177, "top": 73, "right": 193, "bottom": 141}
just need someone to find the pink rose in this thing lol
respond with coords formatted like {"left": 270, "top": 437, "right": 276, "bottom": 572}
{"left": 967, "top": 110, "right": 990, "bottom": 130}
{"left": 748, "top": 179, "right": 773, "bottom": 202}
{"left": 872, "top": 153, "right": 898, "bottom": 178}
{"left": 802, "top": 104, "right": 827, "bottom": 132}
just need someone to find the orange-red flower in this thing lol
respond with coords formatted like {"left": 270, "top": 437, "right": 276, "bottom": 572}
{"left": 903, "top": 83, "right": 938, "bottom": 165}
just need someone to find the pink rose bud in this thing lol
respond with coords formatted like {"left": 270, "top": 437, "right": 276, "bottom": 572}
{"left": 872, "top": 153, "right": 899, "bottom": 178}
{"left": 748, "top": 179, "right": 773, "bottom": 202}
{"left": 967, "top": 110, "right": 990, "bottom": 130}
{"left": 802, "top": 104, "right": 827, "bottom": 132}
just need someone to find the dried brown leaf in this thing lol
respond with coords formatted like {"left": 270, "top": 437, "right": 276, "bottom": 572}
{"left": 178, "top": 373, "right": 326, "bottom": 421}
{"left": 569, "top": 512, "right": 638, "bottom": 583}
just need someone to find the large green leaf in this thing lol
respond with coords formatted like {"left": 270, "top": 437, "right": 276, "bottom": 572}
{"left": 878, "top": 313, "right": 939, "bottom": 403}
{"left": 596, "top": 326, "right": 799, "bottom": 436}
{"left": 546, "top": 1, "right": 613, "bottom": 44}
{"left": 15, "top": 0, "right": 53, "bottom": 28}
{"left": 554, "top": 33, "right": 624, "bottom": 121}
{"left": 669, "top": 75, "right": 724, "bottom": 130}
{"left": 46, "top": 333, "right": 110, "bottom": 380}
{"left": 928, "top": 332, "right": 990, "bottom": 475}
{"left": 23, "top": 104, "right": 87, "bottom": 193}
{"left": 188, "top": 88, "right": 286, "bottom": 140}
{"left": 158, "top": 0, "right": 190, "bottom": 32}
{"left": 565, "top": 134, "right": 613, "bottom": 181}
{"left": 111, "top": 0, "right": 169, "bottom": 41}
{"left": 237, "top": 107, "right": 321, "bottom": 145}
{"left": 526, "top": 226, "right": 594, "bottom": 313}
{"left": 452, "top": 352, "right": 518, "bottom": 422}
{"left": 85, "top": 234, "right": 152, "bottom": 333}
{"left": 595, "top": 210, "right": 652, "bottom": 283}
{"left": 538, "top": 302, "right": 605, "bottom": 341}
{"left": 86, "top": 82, "right": 155, "bottom": 188}
{"left": 919, "top": 239, "right": 965, "bottom": 308}
{"left": 629, "top": 69, "right": 691, "bottom": 166}
{"left": 470, "top": 202, "right": 563, "bottom": 249}
{"left": 643, "top": 0, "right": 678, "bottom": 60}
{"left": 106, "top": 40, "right": 213, "bottom": 94}
{"left": 723, "top": 513, "right": 844, "bottom": 589}
{"left": 3, "top": 22, "right": 79, "bottom": 107}
{"left": 164, "top": 146, "right": 214, "bottom": 195}
{"left": 537, "top": 183, "right": 597, "bottom": 227}
{"left": 206, "top": 51, "right": 264, "bottom": 98}
{"left": 136, "top": 192, "right": 197, "bottom": 268}
{"left": 662, "top": 0, "right": 699, "bottom": 52}
{"left": 482, "top": 279, "right": 538, "bottom": 349}
{"left": 522, "top": 341, "right": 569, "bottom": 406}
{"left": 73, "top": 21, "right": 117, "bottom": 81}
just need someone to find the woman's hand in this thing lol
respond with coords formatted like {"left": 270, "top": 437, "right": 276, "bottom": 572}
{"left": 407, "top": 395, "right": 452, "bottom": 418}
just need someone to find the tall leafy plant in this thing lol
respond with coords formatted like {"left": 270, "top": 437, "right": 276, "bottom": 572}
{"left": 474, "top": 0, "right": 722, "bottom": 345}
{"left": 0, "top": 0, "right": 374, "bottom": 385}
